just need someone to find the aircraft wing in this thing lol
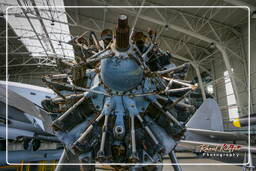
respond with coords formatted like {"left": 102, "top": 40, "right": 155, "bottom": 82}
{"left": 0, "top": 84, "right": 53, "bottom": 134}
{"left": 181, "top": 98, "right": 251, "bottom": 154}
{"left": 0, "top": 85, "right": 43, "bottom": 120}
{"left": 185, "top": 99, "right": 248, "bottom": 142}
{"left": 186, "top": 128, "right": 248, "bottom": 141}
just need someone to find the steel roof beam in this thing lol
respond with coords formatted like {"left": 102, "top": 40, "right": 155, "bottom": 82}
{"left": 30, "top": 0, "right": 56, "bottom": 56}
{"left": 127, "top": 9, "right": 242, "bottom": 111}
{"left": 16, "top": 0, "right": 49, "bottom": 57}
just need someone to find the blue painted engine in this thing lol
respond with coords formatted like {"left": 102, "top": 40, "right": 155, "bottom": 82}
{"left": 41, "top": 15, "right": 197, "bottom": 171}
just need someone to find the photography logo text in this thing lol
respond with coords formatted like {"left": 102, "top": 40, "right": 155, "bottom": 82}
{"left": 199, "top": 144, "right": 241, "bottom": 158}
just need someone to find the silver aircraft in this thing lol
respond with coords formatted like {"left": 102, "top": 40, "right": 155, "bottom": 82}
{"left": 0, "top": 81, "right": 62, "bottom": 164}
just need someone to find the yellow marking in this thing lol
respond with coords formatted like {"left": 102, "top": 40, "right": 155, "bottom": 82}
{"left": 233, "top": 118, "right": 241, "bottom": 128}
{"left": 25, "top": 165, "right": 30, "bottom": 171}
{"left": 20, "top": 160, "right": 24, "bottom": 171}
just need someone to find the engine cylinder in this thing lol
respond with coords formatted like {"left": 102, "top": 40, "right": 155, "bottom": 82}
{"left": 115, "top": 15, "right": 130, "bottom": 51}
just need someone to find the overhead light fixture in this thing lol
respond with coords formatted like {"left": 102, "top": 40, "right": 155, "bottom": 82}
{"left": 209, "top": 42, "right": 216, "bottom": 50}
{"left": 51, "top": 20, "right": 55, "bottom": 26}
{"left": 252, "top": 11, "right": 256, "bottom": 19}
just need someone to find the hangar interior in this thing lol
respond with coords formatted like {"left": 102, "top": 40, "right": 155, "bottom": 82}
{"left": 0, "top": 0, "right": 256, "bottom": 170}
{"left": 1, "top": 0, "right": 255, "bottom": 130}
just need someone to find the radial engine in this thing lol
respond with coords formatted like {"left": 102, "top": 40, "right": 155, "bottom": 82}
{"left": 42, "top": 15, "right": 197, "bottom": 171}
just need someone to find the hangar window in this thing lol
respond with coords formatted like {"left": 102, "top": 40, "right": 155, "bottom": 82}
{"left": 206, "top": 84, "right": 213, "bottom": 94}
{"left": 223, "top": 70, "right": 239, "bottom": 121}
{"left": 3, "top": 0, "right": 74, "bottom": 59}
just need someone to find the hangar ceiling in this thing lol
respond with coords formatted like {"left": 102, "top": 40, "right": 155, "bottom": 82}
{"left": 0, "top": 0, "right": 254, "bottom": 73}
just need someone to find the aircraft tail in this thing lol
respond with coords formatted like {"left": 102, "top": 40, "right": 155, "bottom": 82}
{"left": 186, "top": 98, "right": 224, "bottom": 131}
